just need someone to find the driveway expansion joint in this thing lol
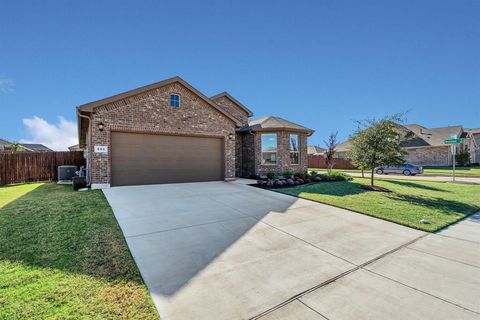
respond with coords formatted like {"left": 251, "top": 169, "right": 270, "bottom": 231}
{"left": 363, "top": 268, "right": 480, "bottom": 316}
{"left": 251, "top": 233, "right": 429, "bottom": 319}
{"left": 405, "top": 246, "right": 480, "bottom": 269}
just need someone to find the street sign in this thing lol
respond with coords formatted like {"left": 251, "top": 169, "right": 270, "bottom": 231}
{"left": 444, "top": 138, "right": 464, "bottom": 144}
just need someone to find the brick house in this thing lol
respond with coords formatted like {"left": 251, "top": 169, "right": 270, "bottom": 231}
{"left": 335, "top": 124, "right": 478, "bottom": 166}
{"left": 76, "top": 76, "right": 313, "bottom": 188}
{"left": 466, "top": 128, "right": 480, "bottom": 164}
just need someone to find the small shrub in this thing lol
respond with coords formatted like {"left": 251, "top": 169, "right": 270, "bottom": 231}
{"left": 283, "top": 170, "right": 293, "bottom": 179}
{"left": 314, "top": 176, "right": 322, "bottom": 182}
{"left": 296, "top": 178, "right": 304, "bottom": 184}
{"left": 310, "top": 170, "right": 318, "bottom": 177}
{"left": 294, "top": 171, "right": 307, "bottom": 179}
{"left": 266, "top": 172, "right": 277, "bottom": 180}
{"left": 318, "top": 172, "right": 352, "bottom": 182}
{"left": 266, "top": 180, "right": 274, "bottom": 188}
{"left": 286, "top": 178, "right": 295, "bottom": 186}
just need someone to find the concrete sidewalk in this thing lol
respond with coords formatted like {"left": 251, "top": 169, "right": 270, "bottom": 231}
{"left": 260, "top": 213, "right": 480, "bottom": 320}
{"left": 315, "top": 170, "right": 480, "bottom": 184}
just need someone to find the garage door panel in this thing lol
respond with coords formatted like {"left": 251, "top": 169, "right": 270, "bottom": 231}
{"left": 111, "top": 132, "right": 224, "bottom": 186}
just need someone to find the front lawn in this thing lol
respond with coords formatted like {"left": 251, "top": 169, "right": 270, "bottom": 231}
{"left": 0, "top": 183, "right": 158, "bottom": 319}
{"left": 0, "top": 182, "right": 44, "bottom": 208}
{"left": 277, "top": 178, "right": 480, "bottom": 232}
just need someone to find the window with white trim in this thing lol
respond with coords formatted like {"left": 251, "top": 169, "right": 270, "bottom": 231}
{"left": 289, "top": 134, "right": 299, "bottom": 164}
{"left": 261, "top": 133, "right": 277, "bottom": 165}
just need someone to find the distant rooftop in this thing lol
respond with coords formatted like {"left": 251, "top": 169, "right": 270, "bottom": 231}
{"left": 336, "top": 124, "right": 466, "bottom": 151}
{"left": 307, "top": 145, "right": 326, "bottom": 154}
{"left": 402, "top": 124, "right": 463, "bottom": 147}
{"left": 20, "top": 144, "right": 53, "bottom": 152}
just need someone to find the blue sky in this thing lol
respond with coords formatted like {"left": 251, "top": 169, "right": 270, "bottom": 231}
{"left": 1, "top": 0, "right": 479, "bottom": 150}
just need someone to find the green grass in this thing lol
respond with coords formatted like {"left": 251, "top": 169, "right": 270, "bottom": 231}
{"left": 309, "top": 167, "right": 480, "bottom": 177}
{"left": 0, "top": 183, "right": 44, "bottom": 208}
{"left": 0, "top": 183, "right": 158, "bottom": 319}
{"left": 277, "top": 178, "right": 480, "bottom": 232}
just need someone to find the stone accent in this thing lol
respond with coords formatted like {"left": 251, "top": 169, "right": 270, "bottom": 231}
{"left": 404, "top": 146, "right": 451, "bottom": 166}
{"left": 88, "top": 82, "right": 237, "bottom": 185}
{"left": 211, "top": 95, "right": 249, "bottom": 125}
{"left": 238, "top": 131, "right": 308, "bottom": 177}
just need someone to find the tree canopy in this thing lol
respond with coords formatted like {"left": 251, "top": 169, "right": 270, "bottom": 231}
{"left": 348, "top": 114, "right": 406, "bottom": 186}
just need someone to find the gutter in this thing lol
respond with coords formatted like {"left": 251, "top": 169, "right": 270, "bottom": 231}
{"left": 76, "top": 108, "right": 92, "bottom": 186}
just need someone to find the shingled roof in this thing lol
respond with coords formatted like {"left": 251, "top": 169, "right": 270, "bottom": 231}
{"left": 20, "top": 144, "right": 53, "bottom": 151}
{"left": 237, "top": 116, "right": 314, "bottom": 135}
{"left": 336, "top": 124, "right": 465, "bottom": 152}
{"left": 402, "top": 124, "right": 463, "bottom": 147}
{"left": 307, "top": 145, "right": 326, "bottom": 154}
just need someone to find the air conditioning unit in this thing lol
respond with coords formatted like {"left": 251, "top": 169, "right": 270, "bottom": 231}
{"left": 58, "top": 165, "right": 78, "bottom": 182}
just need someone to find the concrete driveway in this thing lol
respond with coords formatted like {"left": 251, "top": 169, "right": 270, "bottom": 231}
{"left": 103, "top": 180, "right": 480, "bottom": 320}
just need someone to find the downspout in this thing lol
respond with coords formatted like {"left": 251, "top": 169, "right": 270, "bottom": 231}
{"left": 76, "top": 108, "right": 92, "bottom": 186}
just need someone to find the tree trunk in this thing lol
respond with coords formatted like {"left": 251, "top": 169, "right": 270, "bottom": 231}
{"left": 370, "top": 167, "right": 375, "bottom": 186}
{"left": 361, "top": 168, "right": 364, "bottom": 178}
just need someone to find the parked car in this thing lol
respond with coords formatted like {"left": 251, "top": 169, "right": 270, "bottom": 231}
{"left": 375, "top": 164, "right": 423, "bottom": 176}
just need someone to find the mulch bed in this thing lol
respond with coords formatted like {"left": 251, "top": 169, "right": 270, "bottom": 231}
{"left": 360, "top": 184, "right": 392, "bottom": 192}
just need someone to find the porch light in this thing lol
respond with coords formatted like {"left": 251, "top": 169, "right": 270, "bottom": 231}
{"left": 228, "top": 133, "right": 234, "bottom": 140}
{"left": 98, "top": 122, "right": 105, "bottom": 131}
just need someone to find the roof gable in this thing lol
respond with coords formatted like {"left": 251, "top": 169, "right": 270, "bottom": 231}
{"left": 238, "top": 116, "right": 314, "bottom": 135}
{"left": 77, "top": 77, "right": 241, "bottom": 126}
{"left": 403, "top": 124, "right": 463, "bottom": 147}
{"left": 210, "top": 92, "right": 253, "bottom": 117}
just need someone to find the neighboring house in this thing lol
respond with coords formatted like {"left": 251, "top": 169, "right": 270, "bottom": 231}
{"left": 335, "top": 124, "right": 478, "bottom": 166}
{"left": 335, "top": 140, "right": 351, "bottom": 159}
{"left": 307, "top": 145, "right": 326, "bottom": 155}
{"left": 76, "top": 76, "right": 313, "bottom": 188}
{"left": 466, "top": 128, "right": 480, "bottom": 164}
{"left": 68, "top": 144, "right": 83, "bottom": 151}
{"left": 0, "top": 138, "right": 11, "bottom": 151}
{"left": 19, "top": 144, "right": 53, "bottom": 152}
{"left": 0, "top": 139, "right": 52, "bottom": 152}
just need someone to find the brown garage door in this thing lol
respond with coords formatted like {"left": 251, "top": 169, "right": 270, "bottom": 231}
{"left": 111, "top": 132, "right": 224, "bottom": 186}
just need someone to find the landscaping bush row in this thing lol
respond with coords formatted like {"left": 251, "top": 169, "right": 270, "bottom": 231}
{"left": 255, "top": 170, "right": 351, "bottom": 188}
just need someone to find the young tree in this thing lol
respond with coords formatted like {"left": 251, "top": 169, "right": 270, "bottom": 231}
{"left": 323, "top": 132, "right": 338, "bottom": 173}
{"left": 347, "top": 114, "right": 406, "bottom": 186}
{"left": 9, "top": 142, "right": 24, "bottom": 152}
{"left": 455, "top": 149, "right": 470, "bottom": 166}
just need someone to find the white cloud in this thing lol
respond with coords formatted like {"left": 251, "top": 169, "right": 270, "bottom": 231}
{"left": 20, "top": 116, "right": 78, "bottom": 151}
{"left": 0, "top": 74, "right": 14, "bottom": 93}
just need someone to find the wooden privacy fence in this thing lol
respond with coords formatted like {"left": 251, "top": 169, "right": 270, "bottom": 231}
{"left": 308, "top": 155, "right": 357, "bottom": 170}
{"left": 0, "top": 151, "right": 85, "bottom": 185}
